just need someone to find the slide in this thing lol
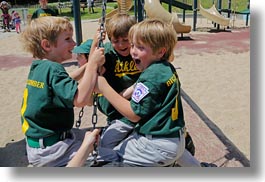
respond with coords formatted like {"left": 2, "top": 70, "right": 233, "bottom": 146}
{"left": 144, "top": 0, "right": 191, "bottom": 34}
{"left": 105, "top": 0, "right": 132, "bottom": 20}
{"left": 199, "top": 4, "right": 230, "bottom": 26}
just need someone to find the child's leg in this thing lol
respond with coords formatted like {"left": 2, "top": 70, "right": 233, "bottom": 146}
{"left": 15, "top": 23, "right": 19, "bottom": 32}
{"left": 113, "top": 131, "right": 185, "bottom": 167}
{"left": 26, "top": 128, "right": 86, "bottom": 167}
{"left": 175, "top": 149, "right": 201, "bottom": 167}
{"left": 100, "top": 119, "right": 134, "bottom": 149}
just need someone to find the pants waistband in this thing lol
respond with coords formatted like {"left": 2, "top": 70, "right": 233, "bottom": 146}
{"left": 26, "top": 130, "right": 72, "bottom": 149}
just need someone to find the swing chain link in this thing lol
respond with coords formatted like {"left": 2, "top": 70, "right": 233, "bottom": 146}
{"left": 91, "top": 94, "right": 98, "bottom": 130}
{"left": 75, "top": 107, "right": 84, "bottom": 128}
{"left": 97, "top": 0, "right": 107, "bottom": 48}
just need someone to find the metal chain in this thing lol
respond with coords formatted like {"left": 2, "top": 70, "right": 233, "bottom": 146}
{"left": 91, "top": 94, "right": 99, "bottom": 130}
{"left": 97, "top": 0, "right": 107, "bottom": 48}
{"left": 91, "top": 93, "right": 99, "bottom": 166}
{"left": 75, "top": 107, "right": 84, "bottom": 128}
{"left": 91, "top": 0, "right": 107, "bottom": 166}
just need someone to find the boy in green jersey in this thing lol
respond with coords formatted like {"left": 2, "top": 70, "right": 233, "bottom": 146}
{"left": 31, "top": 0, "right": 58, "bottom": 20}
{"left": 20, "top": 16, "right": 104, "bottom": 167}
{"left": 93, "top": 19, "right": 205, "bottom": 166}
{"left": 91, "top": 13, "right": 141, "bottom": 149}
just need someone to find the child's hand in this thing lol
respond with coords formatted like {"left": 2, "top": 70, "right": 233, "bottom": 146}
{"left": 83, "top": 129, "right": 101, "bottom": 150}
{"left": 93, "top": 28, "right": 106, "bottom": 46}
{"left": 89, "top": 47, "right": 105, "bottom": 67}
{"left": 66, "top": 129, "right": 101, "bottom": 167}
{"left": 96, "top": 28, "right": 106, "bottom": 41}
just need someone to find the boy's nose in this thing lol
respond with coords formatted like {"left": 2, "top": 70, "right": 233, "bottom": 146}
{"left": 72, "top": 40, "right": 76, "bottom": 46}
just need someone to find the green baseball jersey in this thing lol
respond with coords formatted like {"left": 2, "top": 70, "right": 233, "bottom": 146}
{"left": 131, "top": 60, "right": 185, "bottom": 137}
{"left": 21, "top": 60, "right": 78, "bottom": 138}
{"left": 31, "top": 8, "right": 58, "bottom": 19}
{"left": 97, "top": 42, "right": 141, "bottom": 125}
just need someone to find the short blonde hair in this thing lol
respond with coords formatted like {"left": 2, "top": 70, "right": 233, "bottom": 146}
{"left": 128, "top": 18, "right": 177, "bottom": 61}
{"left": 106, "top": 13, "right": 136, "bottom": 40}
{"left": 20, "top": 16, "right": 73, "bottom": 59}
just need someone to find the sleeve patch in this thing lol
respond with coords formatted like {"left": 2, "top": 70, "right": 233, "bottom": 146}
{"left": 132, "top": 82, "right": 149, "bottom": 103}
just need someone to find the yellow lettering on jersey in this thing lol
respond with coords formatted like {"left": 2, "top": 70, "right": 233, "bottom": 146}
{"left": 27, "top": 79, "right": 44, "bottom": 89}
{"left": 114, "top": 60, "right": 140, "bottom": 78}
{"left": 21, "top": 88, "right": 29, "bottom": 134}
{"left": 39, "top": 13, "right": 52, "bottom": 17}
{"left": 169, "top": 73, "right": 179, "bottom": 121}
{"left": 171, "top": 98, "right": 179, "bottom": 121}
{"left": 166, "top": 74, "right": 177, "bottom": 87}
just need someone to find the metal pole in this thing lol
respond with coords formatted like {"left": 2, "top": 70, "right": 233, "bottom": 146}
{"left": 168, "top": 0, "right": 172, "bottom": 13}
{"left": 182, "top": 0, "right": 185, "bottom": 23}
{"left": 227, "top": 0, "right": 231, "bottom": 18}
{"left": 137, "top": 0, "right": 144, "bottom": 22}
{"left": 217, "top": 0, "right": 222, "bottom": 29}
{"left": 193, "top": 0, "right": 197, "bottom": 31}
{"left": 217, "top": 0, "right": 222, "bottom": 12}
{"left": 134, "top": 0, "right": 138, "bottom": 21}
{"left": 72, "top": 0, "right": 83, "bottom": 45}
{"left": 245, "top": 0, "right": 250, "bottom": 26}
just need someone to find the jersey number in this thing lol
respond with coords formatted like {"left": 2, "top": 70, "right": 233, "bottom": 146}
{"left": 21, "top": 88, "right": 29, "bottom": 134}
{"left": 171, "top": 91, "right": 179, "bottom": 121}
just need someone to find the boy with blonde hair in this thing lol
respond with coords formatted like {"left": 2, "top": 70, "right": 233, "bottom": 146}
{"left": 90, "top": 19, "right": 203, "bottom": 166}
{"left": 20, "top": 16, "right": 104, "bottom": 167}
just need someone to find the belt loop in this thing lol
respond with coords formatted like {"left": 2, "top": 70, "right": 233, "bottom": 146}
{"left": 39, "top": 138, "right": 45, "bottom": 149}
{"left": 179, "top": 127, "right": 185, "bottom": 137}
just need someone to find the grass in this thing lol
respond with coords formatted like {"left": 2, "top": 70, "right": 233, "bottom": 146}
{"left": 26, "top": 2, "right": 119, "bottom": 21}
{"left": 25, "top": 0, "right": 249, "bottom": 21}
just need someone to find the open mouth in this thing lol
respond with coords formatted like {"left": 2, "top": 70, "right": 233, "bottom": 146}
{"left": 120, "top": 48, "right": 128, "bottom": 52}
{"left": 134, "top": 59, "right": 141, "bottom": 64}
{"left": 119, "top": 48, "right": 128, "bottom": 54}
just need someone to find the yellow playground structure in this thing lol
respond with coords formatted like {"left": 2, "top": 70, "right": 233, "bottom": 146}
{"left": 106, "top": 0, "right": 191, "bottom": 34}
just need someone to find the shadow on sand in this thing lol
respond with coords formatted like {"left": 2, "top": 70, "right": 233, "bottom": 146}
{"left": 0, "top": 139, "right": 28, "bottom": 167}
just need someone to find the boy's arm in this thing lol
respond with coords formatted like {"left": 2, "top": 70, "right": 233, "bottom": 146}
{"left": 69, "top": 63, "right": 94, "bottom": 106}
{"left": 96, "top": 76, "right": 141, "bottom": 123}
{"left": 69, "top": 63, "right": 87, "bottom": 81}
{"left": 74, "top": 48, "right": 105, "bottom": 107}
{"left": 66, "top": 129, "right": 100, "bottom": 167}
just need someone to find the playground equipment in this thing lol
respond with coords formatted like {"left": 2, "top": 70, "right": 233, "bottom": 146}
{"left": 220, "top": 0, "right": 250, "bottom": 27}
{"left": 198, "top": 0, "right": 250, "bottom": 29}
{"left": 106, "top": 0, "right": 191, "bottom": 34}
{"left": 105, "top": 0, "right": 133, "bottom": 20}
{"left": 144, "top": 0, "right": 191, "bottom": 34}
{"left": 199, "top": 4, "right": 230, "bottom": 27}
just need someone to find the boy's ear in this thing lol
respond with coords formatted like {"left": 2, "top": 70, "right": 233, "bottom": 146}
{"left": 158, "top": 47, "right": 166, "bottom": 58}
{"left": 41, "top": 39, "right": 51, "bottom": 52}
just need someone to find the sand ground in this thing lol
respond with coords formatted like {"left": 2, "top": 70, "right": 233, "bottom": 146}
{"left": 0, "top": 16, "right": 250, "bottom": 167}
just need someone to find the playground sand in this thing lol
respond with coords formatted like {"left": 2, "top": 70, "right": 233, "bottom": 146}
{"left": 0, "top": 18, "right": 250, "bottom": 167}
